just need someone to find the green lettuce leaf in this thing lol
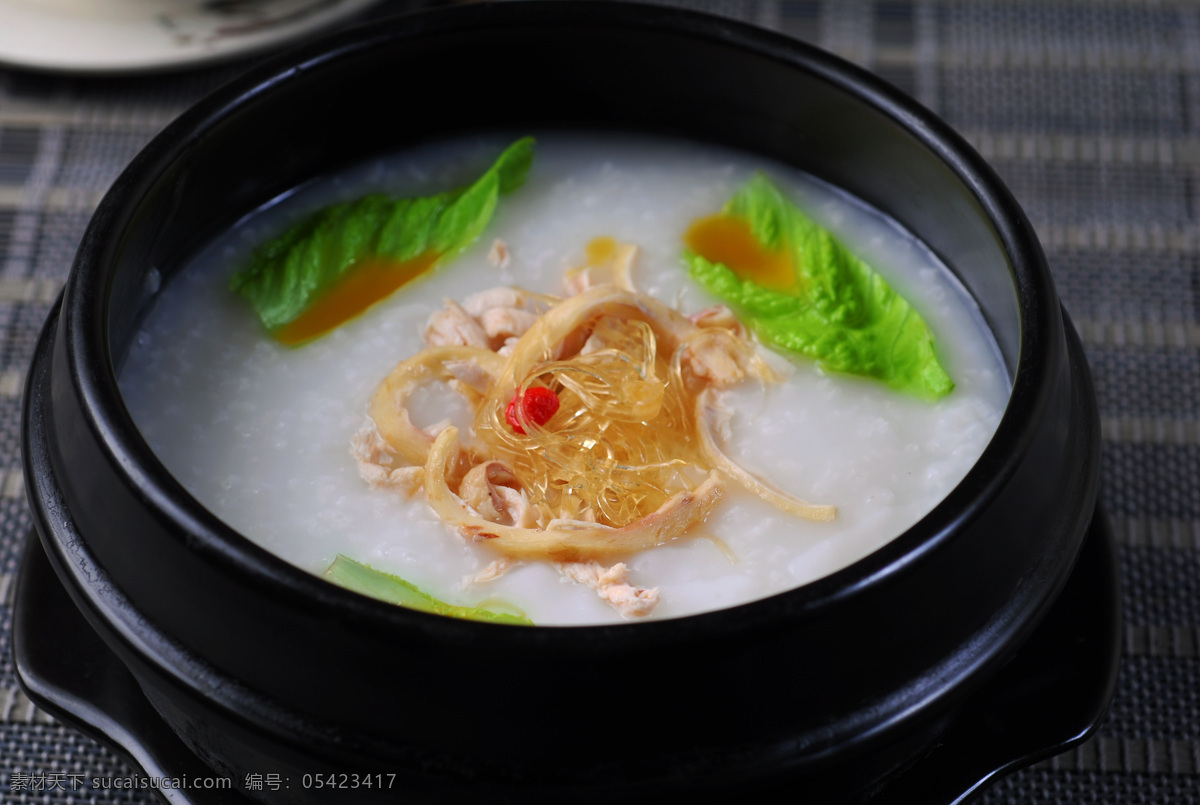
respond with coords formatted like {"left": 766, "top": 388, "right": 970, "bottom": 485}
{"left": 325, "top": 555, "right": 533, "bottom": 626}
{"left": 686, "top": 173, "right": 954, "bottom": 400}
{"left": 230, "top": 137, "right": 535, "bottom": 333}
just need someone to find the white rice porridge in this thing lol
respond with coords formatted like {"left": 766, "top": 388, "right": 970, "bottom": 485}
{"left": 119, "top": 132, "right": 1009, "bottom": 625}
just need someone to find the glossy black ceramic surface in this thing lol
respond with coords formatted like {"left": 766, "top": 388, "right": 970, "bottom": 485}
{"left": 20, "top": 3, "right": 1108, "bottom": 802}
{"left": 13, "top": 503, "right": 1121, "bottom": 805}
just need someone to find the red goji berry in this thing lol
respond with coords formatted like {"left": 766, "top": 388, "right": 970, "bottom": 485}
{"left": 505, "top": 386, "right": 560, "bottom": 434}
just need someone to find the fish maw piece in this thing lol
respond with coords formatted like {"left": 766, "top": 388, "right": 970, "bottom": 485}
{"left": 694, "top": 393, "right": 836, "bottom": 522}
{"left": 423, "top": 418, "right": 453, "bottom": 439}
{"left": 459, "top": 461, "right": 534, "bottom": 528}
{"left": 369, "top": 345, "right": 504, "bottom": 467}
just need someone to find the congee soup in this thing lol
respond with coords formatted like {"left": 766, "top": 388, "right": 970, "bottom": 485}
{"left": 119, "top": 133, "right": 1009, "bottom": 625}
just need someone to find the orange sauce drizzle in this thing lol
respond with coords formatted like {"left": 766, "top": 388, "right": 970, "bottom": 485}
{"left": 684, "top": 213, "right": 796, "bottom": 293}
{"left": 273, "top": 252, "right": 440, "bottom": 346}
{"left": 585, "top": 235, "right": 618, "bottom": 264}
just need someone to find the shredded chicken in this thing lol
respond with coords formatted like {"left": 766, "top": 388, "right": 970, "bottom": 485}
{"left": 689, "top": 304, "right": 748, "bottom": 338}
{"left": 488, "top": 238, "right": 511, "bottom": 268}
{"left": 350, "top": 425, "right": 423, "bottom": 495}
{"left": 478, "top": 306, "right": 540, "bottom": 346}
{"left": 462, "top": 286, "right": 535, "bottom": 317}
{"left": 680, "top": 324, "right": 783, "bottom": 391}
{"left": 682, "top": 329, "right": 753, "bottom": 387}
{"left": 427, "top": 287, "right": 553, "bottom": 353}
{"left": 462, "top": 558, "right": 519, "bottom": 586}
{"left": 555, "top": 561, "right": 659, "bottom": 618}
{"left": 497, "top": 336, "right": 520, "bottom": 357}
{"left": 424, "top": 299, "right": 489, "bottom": 349}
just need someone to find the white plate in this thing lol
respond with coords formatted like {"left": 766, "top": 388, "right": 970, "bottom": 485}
{"left": 0, "top": 0, "right": 382, "bottom": 74}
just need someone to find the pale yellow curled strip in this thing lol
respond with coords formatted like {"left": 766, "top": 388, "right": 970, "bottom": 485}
{"left": 609, "top": 242, "right": 638, "bottom": 291}
{"left": 694, "top": 393, "right": 837, "bottom": 523}
{"left": 424, "top": 426, "right": 728, "bottom": 562}
{"left": 565, "top": 240, "right": 639, "bottom": 294}
{"left": 369, "top": 346, "right": 505, "bottom": 467}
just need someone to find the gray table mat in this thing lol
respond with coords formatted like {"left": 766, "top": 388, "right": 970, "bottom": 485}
{"left": 2, "top": 0, "right": 1197, "bottom": 802}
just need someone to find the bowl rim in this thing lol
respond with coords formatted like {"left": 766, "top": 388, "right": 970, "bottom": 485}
{"left": 60, "top": 0, "right": 1058, "bottom": 643}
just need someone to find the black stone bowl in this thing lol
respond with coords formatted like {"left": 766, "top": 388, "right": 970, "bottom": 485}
{"left": 21, "top": 2, "right": 1103, "bottom": 802}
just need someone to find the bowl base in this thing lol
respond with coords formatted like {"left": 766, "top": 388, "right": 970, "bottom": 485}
{"left": 13, "top": 505, "right": 1120, "bottom": 804}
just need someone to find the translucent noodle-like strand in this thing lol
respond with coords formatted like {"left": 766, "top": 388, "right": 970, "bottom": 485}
{"left": 424, "top": 427, "right": 727, "bottom": 562}
{"left": 488, "top": 285, "right": 700, "bottom": 406}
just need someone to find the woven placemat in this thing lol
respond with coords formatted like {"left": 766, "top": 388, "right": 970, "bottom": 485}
{"left": 3, "top": 1, "right": 1197, "bottom": 802}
